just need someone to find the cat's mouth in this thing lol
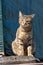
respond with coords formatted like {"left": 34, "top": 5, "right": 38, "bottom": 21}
{"left": 22, "top": 24, "right": 31, "bottom": 28}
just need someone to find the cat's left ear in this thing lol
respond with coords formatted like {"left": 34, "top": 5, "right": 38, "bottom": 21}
{"left": 19, "top": 11, "right": 23, "bottom": 17}
{"left": 31, "top": 14, "right": 35, "bottom": 18}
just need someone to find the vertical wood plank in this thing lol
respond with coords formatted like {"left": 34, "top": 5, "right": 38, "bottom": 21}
{"left": 0, "top": 0, "right": 4, "bottom": 55}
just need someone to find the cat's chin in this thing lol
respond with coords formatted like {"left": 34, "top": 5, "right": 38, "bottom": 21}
{"left": 21, "top": 25, "right": 31, "bottom": 28}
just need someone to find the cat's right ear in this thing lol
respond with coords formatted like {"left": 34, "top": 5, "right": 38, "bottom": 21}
{"left": 19, "top": 11, "right": 23, "bottom": 17}
{"left": 31, "top": 14, "right": 35, "bottom": 18}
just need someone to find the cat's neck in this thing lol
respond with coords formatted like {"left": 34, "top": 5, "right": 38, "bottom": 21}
{"left": 20, "top": 26, "right": 32, "bottom": 32}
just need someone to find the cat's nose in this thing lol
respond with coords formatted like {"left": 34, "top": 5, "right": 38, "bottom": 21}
{"left": 26, "top": 21, "right": 29, "bottom": 22}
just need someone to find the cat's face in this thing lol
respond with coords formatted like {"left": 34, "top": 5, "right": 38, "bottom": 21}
{"left": 19, "top": 11, "right": 35, "bottom": 28}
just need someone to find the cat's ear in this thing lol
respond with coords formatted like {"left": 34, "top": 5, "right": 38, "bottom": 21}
{"left": 19, "top": 11, "right": 23, "bottom": 17}
{"left": 31, "top": 14, "right": 35, "bottom": 18}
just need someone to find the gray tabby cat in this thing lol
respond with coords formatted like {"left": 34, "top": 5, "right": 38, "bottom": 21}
{"left": 12, "top": 11, "right": 35, "bottom": 56}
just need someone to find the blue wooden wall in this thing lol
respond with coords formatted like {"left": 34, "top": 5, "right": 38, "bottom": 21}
{"left": 0, "top": 0, "right": 4, "bottom": 55}
{"left": 31, "top": 0, "right": 43, "bottom": 59}
{"left": 2, "top": 0, "right": 43, "bottom": 59}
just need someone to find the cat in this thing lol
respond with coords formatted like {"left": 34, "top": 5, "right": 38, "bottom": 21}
{"left": 12, "top": 11, "right": 35, "bottom": 56}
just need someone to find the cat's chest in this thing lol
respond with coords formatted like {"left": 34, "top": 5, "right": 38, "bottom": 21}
{"left": 19, "top": 31, "right": 28, "bottom": 37}
{"left": 18, "top": 30, "right": 32, "bottom": 39}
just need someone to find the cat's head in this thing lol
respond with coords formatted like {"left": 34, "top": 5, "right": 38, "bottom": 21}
{"left": 19, "top": 11, "right": 35, "bottom": 28}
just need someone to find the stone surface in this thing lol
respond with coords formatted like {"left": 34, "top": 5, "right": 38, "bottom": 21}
{"left": 0, "top": 63, "right": 43, "bottom": 65}
{"left": 0, "top": 56, "right": 40, "bottom": 65}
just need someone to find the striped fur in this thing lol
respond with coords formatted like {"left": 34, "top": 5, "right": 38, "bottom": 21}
{"left": 12, "top": 11, "right": 35, "bottom": 56}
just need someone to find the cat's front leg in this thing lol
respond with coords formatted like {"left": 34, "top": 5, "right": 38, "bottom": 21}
{"left": 27, "top": 46, "right": 33, "bottom": 56}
